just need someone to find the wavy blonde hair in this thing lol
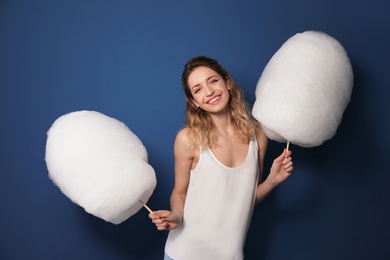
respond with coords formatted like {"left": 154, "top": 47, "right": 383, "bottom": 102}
{"left": 181, "top": 56, "right": 259, "bottom": 148}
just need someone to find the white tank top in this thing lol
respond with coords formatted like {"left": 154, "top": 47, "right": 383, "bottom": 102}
{"left": 165, "top": 139, "right": 259, "bottom": 260}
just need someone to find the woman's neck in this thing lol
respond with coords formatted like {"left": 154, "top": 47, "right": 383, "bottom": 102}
{"left": 209, "top": 112, "right": 235, "bottom": 137}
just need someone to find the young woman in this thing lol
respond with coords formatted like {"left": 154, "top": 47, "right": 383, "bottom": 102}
{"left": 149, "top": 56, "right": 293, "bottom": 260}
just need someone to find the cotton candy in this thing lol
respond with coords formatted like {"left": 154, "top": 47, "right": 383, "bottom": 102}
{"left": 45, "top": 110, "right": 156, "bottom": 224}
{"left": 252, "top": 30, "right": 353, "bottom": 147}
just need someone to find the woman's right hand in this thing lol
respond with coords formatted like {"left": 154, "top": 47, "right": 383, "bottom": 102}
{"left": 149, "top": 210, "right": 182, "bottom": 231}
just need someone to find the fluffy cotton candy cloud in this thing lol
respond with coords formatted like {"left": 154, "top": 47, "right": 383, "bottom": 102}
{"left": 45, "top": 110, "right": 156, "bottom": 224}
{"left": 252, "top": 31, "right": 353, "bottom": 147}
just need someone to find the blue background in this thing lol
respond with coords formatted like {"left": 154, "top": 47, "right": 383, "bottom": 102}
{"left": 1, "top": 0, "right": 389, "bottom": 259}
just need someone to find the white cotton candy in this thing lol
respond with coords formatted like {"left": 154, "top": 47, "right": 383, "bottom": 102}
{"left": 45, "top": 110, "right": 156, "bottom": 224}
{"left": 252, "top": 30, "right": 353, "bottom": 147}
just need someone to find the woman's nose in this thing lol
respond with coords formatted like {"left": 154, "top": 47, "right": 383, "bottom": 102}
{"left": 205, "top": 85, "right": 215, "bottom": 96}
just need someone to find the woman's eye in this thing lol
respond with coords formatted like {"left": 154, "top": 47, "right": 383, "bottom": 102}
{"left": 194, "top": 88, "right": 201, "bottom": 94}
{"left": 210, "top": 79, "right": 218, "bottom": 84}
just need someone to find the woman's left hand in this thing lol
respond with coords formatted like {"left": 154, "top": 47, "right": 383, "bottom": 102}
{"left": 267, "top": 149, "right": 293, "bottom": 186}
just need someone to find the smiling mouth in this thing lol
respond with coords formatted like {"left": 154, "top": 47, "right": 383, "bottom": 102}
{"left": 207, "top": 96, "right": 220, "bottom": 104}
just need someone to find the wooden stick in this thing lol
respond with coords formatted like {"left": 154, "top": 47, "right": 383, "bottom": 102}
{"left": 286, "top": 140, "right": 290, "bottom": 152}
{"left": 139, "top": 199, "right": 153, "bottom": 214}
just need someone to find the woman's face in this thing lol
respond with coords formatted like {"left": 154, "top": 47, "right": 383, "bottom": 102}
{"left": 187, "top": 66, "right": 230, "bottom": 114}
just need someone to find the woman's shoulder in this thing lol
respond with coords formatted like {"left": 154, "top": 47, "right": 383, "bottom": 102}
{"left": 175, "top": 127, "right": 191, "bottom": 142}
{"left": 174, "top": 127, "right": 199, "bottom": 160}
{"left": 174, "top": 127, "right": 194, "bottom": 151}
{"left": 255, "top": 124, "right": 268, "bottom": 150}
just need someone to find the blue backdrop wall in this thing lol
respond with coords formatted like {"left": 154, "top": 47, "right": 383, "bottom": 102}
{"left": 1, "top": 0, "right": 389, "bottom": 259}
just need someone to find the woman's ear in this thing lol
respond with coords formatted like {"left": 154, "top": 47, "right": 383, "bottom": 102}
{"left": 191, "top": 99, "right": 200, "bottom": 108}
{"left": 225, "top": 77, "right": 232, "bottom": 91}
{"left": 190, "top": 97, "right": 200, "bottom": 109}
